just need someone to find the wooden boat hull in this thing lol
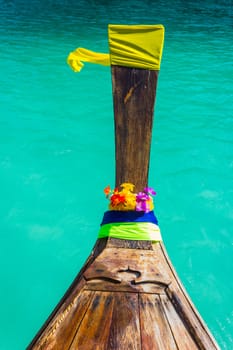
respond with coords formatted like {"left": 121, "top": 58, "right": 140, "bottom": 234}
{"left": 27, "top": 238, "right": 219, "bottom": 349}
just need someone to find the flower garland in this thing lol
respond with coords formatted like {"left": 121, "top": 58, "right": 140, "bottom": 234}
{"left": 104, "top": 183, "right": 156, "bottom": 213}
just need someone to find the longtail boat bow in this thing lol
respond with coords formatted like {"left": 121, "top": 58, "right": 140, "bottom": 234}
{"left": 27, "top": 24, "right": 219, "bottom": 350}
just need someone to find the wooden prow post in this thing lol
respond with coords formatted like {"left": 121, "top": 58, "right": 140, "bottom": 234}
{"left": 112, "top": 66, "right": 158, "bottom": 192}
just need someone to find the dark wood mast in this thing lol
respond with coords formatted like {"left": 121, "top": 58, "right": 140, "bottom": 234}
{"left": 112, "top": 66, "right": 158, "bottom": 191}
{"left": 27, "top": 27, "right": 220, "bottom": 349}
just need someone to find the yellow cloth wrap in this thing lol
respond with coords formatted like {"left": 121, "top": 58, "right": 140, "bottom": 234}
{"left": 67, "top": 24, "right": 164, "bottom": 72}
{"left": 108, "top": 24, "right": 164, "bottom": 70}
{"left": 98, "top": 222, "right": 162, "bottom": 242}
{"left": 67, "top": 47, "right": 110, "bottom": 72}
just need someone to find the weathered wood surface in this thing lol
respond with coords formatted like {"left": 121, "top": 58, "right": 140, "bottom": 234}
{"left": 27, "top": 239, "right": 219, "bottom": 349}
{"left": 112, "top": 66, "right": 158, "bottom": 192}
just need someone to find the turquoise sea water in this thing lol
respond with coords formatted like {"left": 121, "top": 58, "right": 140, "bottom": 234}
{"left": 0, "top": 0, "right": 232, "bottom": 349}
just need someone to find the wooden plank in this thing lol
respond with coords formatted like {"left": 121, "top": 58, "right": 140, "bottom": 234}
{"left": 166, "top": 287, "right": 220, "bottom": 350}
{"left": 158, "top": 242, "right": 220, "bottom": 349}
{"left": 107, "top": 292, "right": 141, "bottom": 350}
{"left": 112, "top": 66, "right": 158, "bottom": 192}
{"left": 69, "top": 291, "right": 115, "bottom": 350}
{"left": 53, "top": 290, "right": 94, "bottom": 349}
{"left": 160, "top": 294, "right": 199, "bottom": 349}
{"left": 30, "top": 290, "right": 94, "bottom": 350}
{"left": 139, "top": 294, "right": 178, "bottom": 350}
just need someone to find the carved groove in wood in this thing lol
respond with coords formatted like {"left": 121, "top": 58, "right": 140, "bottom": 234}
{"left": 83, "top": 248, "right": 171, "bottom": 293}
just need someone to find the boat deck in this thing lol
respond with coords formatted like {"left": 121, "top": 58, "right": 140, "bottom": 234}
{"left": 27, "top": 238, "right": 219, "bottom": 349}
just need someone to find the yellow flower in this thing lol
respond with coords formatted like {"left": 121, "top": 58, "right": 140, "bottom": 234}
{"left": 125, "top": 192, "right": 136, "bottom": 209}
{"left": 120, "top": 183, "right": 135, "bottom": 192}
{"left": 147, "top": 198, "right": 154, "bottom": 211}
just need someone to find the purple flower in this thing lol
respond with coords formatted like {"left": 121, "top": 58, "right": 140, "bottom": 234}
{"left": 136, "top": 192, "right": 150, "bottom": 212}
{"left": 144, "top": 187, "right": 156, "bottom": 196}
{"left": 136, "top": 192, "right": 149, "bottom": 201}
{"left": 136, "top": 201, "right": 150, "bottom": 212}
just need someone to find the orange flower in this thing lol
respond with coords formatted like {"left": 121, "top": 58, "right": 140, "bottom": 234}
{"left": 113, "top": 187, "right": 119, "bottom": 194}
{"left": 104, "top": 185, "right": 111, "bottom": 197}
{"left": 110, "top": 193, "right": 126, "bottom": 207}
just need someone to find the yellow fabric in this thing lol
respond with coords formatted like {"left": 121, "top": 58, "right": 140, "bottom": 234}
{"left": 108, "top": 24, "right": 164, "bottom": 70}
{"left": 67, "top": 47, "right": 110, "bottom": 72}
{"left": 67, "top": 24, "right": 164, "bottom": 72}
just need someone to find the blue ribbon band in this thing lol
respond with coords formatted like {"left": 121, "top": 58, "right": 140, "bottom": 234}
{"left": 101, "top": 210, "right": 158, "bottom": 226}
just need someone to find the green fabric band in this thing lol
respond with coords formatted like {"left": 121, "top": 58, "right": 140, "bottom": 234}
{"left": 98, "top": 222, "right": 162, "bottom": 242}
